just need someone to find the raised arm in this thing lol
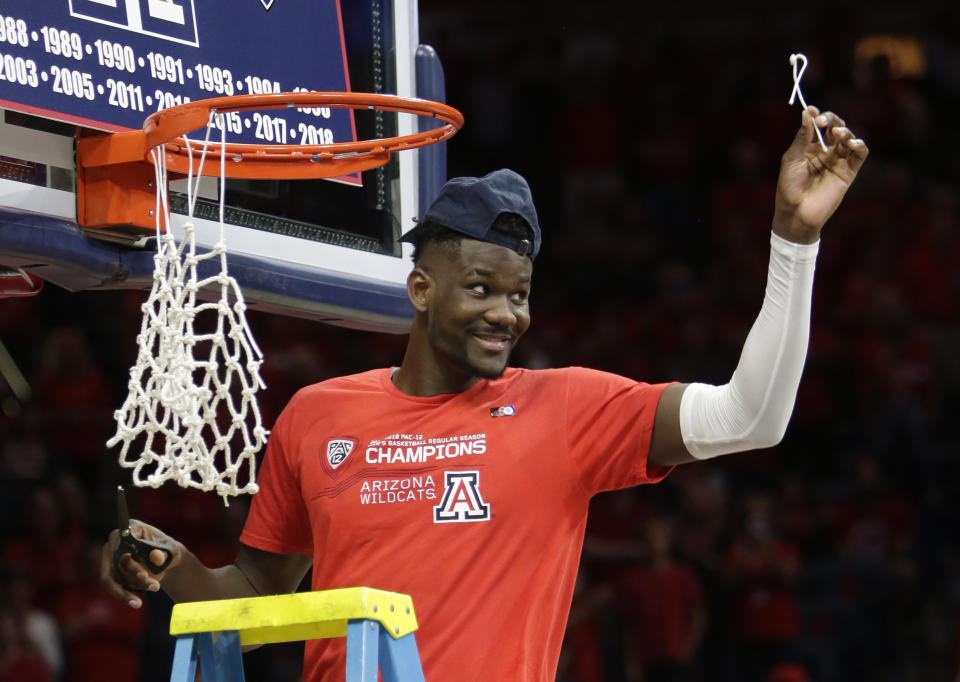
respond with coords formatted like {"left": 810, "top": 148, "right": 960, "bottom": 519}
{"left": 100, "top": 519, "right": 312, "bottom": 609}
{"left": 649, "top": 106, "right": 868, "bottom": 468}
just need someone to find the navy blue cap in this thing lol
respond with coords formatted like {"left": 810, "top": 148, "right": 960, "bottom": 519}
{"left": 401, "top": 169, "right": 541, "bottom": 259}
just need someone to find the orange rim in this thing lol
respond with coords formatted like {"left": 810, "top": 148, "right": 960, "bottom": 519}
{"left": 78, "top": 92, "right": 464, "bottom": 180}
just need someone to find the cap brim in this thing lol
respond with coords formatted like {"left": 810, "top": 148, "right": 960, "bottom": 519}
{"left": 397, "top": 222, "right": 427, "bottom": 244}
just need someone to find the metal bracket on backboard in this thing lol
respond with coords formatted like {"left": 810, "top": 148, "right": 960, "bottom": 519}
{"left": 75, "top": 128, "right": 180, "bottom": 239}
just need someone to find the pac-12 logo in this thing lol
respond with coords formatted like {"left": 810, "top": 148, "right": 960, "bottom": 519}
{"left": 324, "top": 438, "right": 356, "bottom": 475}
{"left": 433, "top": 471, "right": 490, "bottom": 523}
{"left": 69, "top": 0, "right": 199, "bottom": 47}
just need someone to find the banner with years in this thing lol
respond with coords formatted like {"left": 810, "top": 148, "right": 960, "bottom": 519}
{"left": 0, "top": 0, "right": 355, "bottom": 148}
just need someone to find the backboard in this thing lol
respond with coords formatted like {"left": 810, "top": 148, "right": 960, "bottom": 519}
{"left": 0, "top": 0, "right": 449, "bottom": 333}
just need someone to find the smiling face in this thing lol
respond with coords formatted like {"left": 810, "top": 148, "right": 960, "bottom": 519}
{"left": 417, "top": 238, "right": 533, "bottom": 381}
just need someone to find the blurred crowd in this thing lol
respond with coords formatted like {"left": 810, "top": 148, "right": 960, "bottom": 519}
{"left": 3, "top": 1, "right": 960, "bottom": 681}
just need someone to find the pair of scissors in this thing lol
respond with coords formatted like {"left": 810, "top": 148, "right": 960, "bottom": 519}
{"left": 113, "top": 486, "right": 174, "bottom": 580}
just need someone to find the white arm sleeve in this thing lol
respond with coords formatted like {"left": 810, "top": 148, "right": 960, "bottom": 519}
{"left": 678, "top": 232, "right": 819, "bottom": 459}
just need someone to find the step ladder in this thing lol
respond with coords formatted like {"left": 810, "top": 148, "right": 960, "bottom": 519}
{"left": 167, "top": 587, "right": 426, "bottom": 682}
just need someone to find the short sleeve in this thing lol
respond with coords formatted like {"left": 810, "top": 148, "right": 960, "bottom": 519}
{"left": 239, "top": 397, "right": 313, "bottom": 557}
{"left": 563, "top": 367, "right": 673, "bottom": 494}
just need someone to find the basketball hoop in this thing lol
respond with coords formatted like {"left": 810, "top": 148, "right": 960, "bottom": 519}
{"left": 77, "top": 92, "right": 464, "bottom": 229}
{"left": 97, "top": 92, "right": 463, "bottom": 502}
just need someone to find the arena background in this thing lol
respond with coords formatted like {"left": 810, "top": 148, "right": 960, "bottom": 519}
{"left": 2, "top": 1, "right": 959, "bottom": 681}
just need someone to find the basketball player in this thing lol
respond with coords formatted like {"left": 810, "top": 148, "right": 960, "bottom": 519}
{"left": 101, "top": 106, "right": 867, "bottom": 681}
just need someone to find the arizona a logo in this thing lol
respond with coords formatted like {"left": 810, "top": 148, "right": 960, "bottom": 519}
{"left": 324, "top": 438, "right": 356, "bottom": 475}
{"left": 433, "top": 471, "right": 490, "bottom": 523}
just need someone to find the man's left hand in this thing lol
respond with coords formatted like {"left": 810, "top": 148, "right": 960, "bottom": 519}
{"left": 773, "top": 106, "right": 868, "bottom": 244}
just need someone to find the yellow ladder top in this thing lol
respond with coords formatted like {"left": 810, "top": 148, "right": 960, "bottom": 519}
{"left": 169, "top": 587, "right": 418, "bottom": 646}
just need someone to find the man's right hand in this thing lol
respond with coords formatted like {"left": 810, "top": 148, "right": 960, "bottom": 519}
{"left": 100, "top": 519, "right": 183, "bottom": 608}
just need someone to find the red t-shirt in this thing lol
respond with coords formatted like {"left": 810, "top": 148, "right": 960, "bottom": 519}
{"left": 241, "top": 367, "right": 671, "bottom": 682}
{"left": 0, "top": 655, "right": 52, "bottom": 682}
{"left": 724, "top": 542, "right": 800, "bottom": 642}
{"left": 56, "top": 585, "right": 146, "bottom": 682}
{"left": 620, "top": 563, "right": 703, "bottom": 663}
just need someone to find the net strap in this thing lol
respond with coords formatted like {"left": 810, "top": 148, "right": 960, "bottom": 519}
{"left": 788, "top": 53, "right": 829, "bottom": 153}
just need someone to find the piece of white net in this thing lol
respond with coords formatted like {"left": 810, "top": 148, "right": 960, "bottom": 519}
{"left": 107, "top": 116, "right": 267, "bottom": 503}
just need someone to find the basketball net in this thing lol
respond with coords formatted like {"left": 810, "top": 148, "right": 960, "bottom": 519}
{"left": 107, "top": 116, "right": 266, "bottom": 503}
